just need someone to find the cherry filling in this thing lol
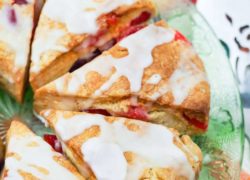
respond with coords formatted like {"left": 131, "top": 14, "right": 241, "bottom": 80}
{"left": 190, "top": 0, "right": 197, "bottom": 4}
{"left": 8, "top": 8, "right": 17, "bottom": 25}
{"left": 130, "top": 11, "right": 151, "bottom": 26}
{"left": 69, "top": 59, "right": 89, "bottom": 73}
{"left": 183, "top": 113, "right": 208, "bottom": 131}
{"left": 70, "top": 11, "right": 150, "bottom": 71}
{"left": 69, "top": 49, "right": 102, "bottom": 72}
{"left": 120, "top": 106, "right": 149, "bottom": 121}
{"left": 85, "top": 109, "right": 111, "bottom": 116}
{"left": 105, "top": 13, "right": 118, "bottom": 26}
{"left": 12, "top": 0, "right": 28, "bottom": 5}
{"left": 174, "top": 31, "right": 191, "bottom": 45}
{"left": 87, "top": 30, "right": 108, "bottom": 47}
{"left": 117, "top": 11, "right": 151, "bottom": 41}
{"left": 117, "top": 25, "right": 146, "bottom": 42}
{"left": 85, "top": 106, "right": 148, "bottom": 121}
{"left": 43, "top": 134, "right": 63, "bottom": 153}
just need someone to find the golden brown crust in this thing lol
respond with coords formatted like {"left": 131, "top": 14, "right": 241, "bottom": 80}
{"left": 30, "top": 0, "right": 156, "bottom": 90}
{"left": 18, "top": 170, "right": 40, "bottom": 180}
{"left": 140, "top": 168, "right": 187, "bottom": 180}
{"left": 65, "top": 126, "right": 100, "bottom": 178}
{"left": 35, "top": 21, "right": 210, "bottom": 134}
{"left": 34, "top": 52, "right": 209, "bottom": 109}
{"left": 6, "top": 119, "right": 34, "bottom": 141}
{"left": 41, "top": 109, "right": 202, "bottom": 179}
{"left": 0, "top": 68, "right": 26, "bottom": 103}
{"left": 41, "top": 110, "right": 97, "bottom": 178}
{"left": 0, "top": 2, "right": 35, "bottom": 102}
{"left": 3, "top": 120, "right": 85, "bottom": 180}
{"left": 34, "top": 85, "right": 208, "bottom": 135}
{"left": 173, "top": 134, "right": 202, "bottom": 179}
{"left": 30, "top": 50, "right": 79, "bottom": 90}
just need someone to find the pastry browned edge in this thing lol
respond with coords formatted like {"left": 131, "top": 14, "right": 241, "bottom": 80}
{"left": 34, "top": 21, "right": 210, "bottom": 135}
{"left": 41, "top": 110, "right": 203, "bottom": 180}
{"left": 1, "top": 120, "right": 84, "bottom": 180}
{"left": 30, "top": 0, "right": 156, "bottom": 90}
{"left": 0, "top": 0, "right": 43, "bottom": 102}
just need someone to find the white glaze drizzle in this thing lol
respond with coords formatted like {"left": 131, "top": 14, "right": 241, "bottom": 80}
{"left": 4, "top": 132, "right": 79, "bottom": 180}
{"left": 83, "top": 139, "right": 127, "bottom": 180}
{"left": 49, "top": 111, "right": 195, "bottom": 180}
{"left": 31, "top": 0, "right": 140, "bottom": 75}
{"left": 150, "top": 48, "right": 207, "bottom": 105}
{"left": 52, "top": 24, "right": 207, "bottom": 106}
{"left": 43, "top": 0, "right": 136, "bottom": 35}
{"left": 146, "top": 74, "right": 162, "bottom": 84}
{"left": 93, "top": 26, "right": 174, "bottom": 97}
{"left": 0, "top": 2, "right": 34, "bottom": 69}
{"left": 55, "top": 24, "right": 175, "bottom": 95}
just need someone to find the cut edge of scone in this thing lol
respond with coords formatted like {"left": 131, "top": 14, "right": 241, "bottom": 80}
{"left": 29, "top": 0, "right": 156, "bottom": 90}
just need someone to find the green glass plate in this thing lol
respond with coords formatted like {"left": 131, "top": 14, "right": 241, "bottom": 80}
{"left": 0, "top": 1, "right": 244, "bottom": 179}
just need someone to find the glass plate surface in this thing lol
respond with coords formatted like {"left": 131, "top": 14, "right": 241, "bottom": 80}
{"left": 0, "top": 1, "right": 244, "bottom": 179}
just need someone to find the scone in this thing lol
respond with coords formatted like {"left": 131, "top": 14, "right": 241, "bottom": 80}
{"left": 1, "top": 120, "right": 84, "bottom": 180}
{"left": 41, "top": 109, "right": 203, "bottom": 180}
{"left": 0, "top": 0, "right": 41, "bottom": 102}
{"left": 30, "top": 0, "right": 156, "bottom": 90}
{"left": 35, "top": 21, "right": 210, "bottom": 134}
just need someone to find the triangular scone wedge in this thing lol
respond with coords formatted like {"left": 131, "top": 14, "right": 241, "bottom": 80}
{"left": 0, "top": 0, "right": 41, "bottom": 102}
{"left": 35, "top": 21, "right": 210, "bottom": 134}
{"left": 41, "top": 110, "right": 203, "bottom": 180}
{"left": 30, "top": 0, "right": 156, "bottom": 90}
{"left": 2, "top": 120, "right": 84, "bottom": 180}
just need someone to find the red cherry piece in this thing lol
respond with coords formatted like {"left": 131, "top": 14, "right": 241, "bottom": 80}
{"left": 12, "top": 0, "right": 28, "bottom": 5}
{"left": 124, "top": 106, "right": 148, "bottom": 121}
{"left": 106, "top": 13, "right": 118, "bottom": 26}
{"left": 87, "top": 30, "right": 107, "bottom": 47}
{"left": 174, "top": 31, "right": 191, "bottom": 45}
{"left": 190, "top": 0, "right": 197, "bottom": 4}
{"left": 85, "top": 109, "right": 111, "bottom": 116}
{"left": 183, "top": 113, "right": 208, "bottom": 131}
{"left": 8, "top": 8, "right": 17, "bottom": 25}
{"left": 130, "top": 11, "right": 151, "bottom": 26}
{"left": 117, "top": 25, "right": 146, "bottom": 42}
{"left": 43, "top": 134, "right": 63, "bottom": 153}
{"left": 87, "top": 36, "right": 98, "bottom": 47}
